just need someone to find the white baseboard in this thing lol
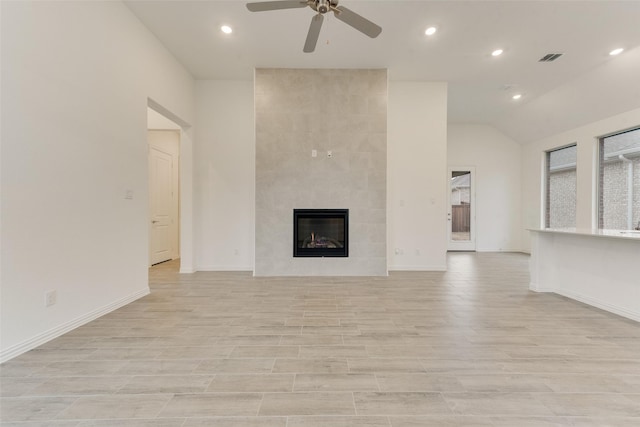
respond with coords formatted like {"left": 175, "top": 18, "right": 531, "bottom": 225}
{"left": 530, "top": 284, "right": 640, "bottom": 322}
{"left": 196, "top": 265, "right": 253, "bottom": 272}
{"left": 554, "top": 289, "right": 640, "bottom": 323}
{"left": 476, "top": 248, "right": 525, "bottom": 253}
{"left": 0, "top": 288, "right": 150, "bottom": 363}
{"left": 388, "top": 264, "right": 447, "bottom": 271}
{"left": 529, "top": 282, "right": 554, "bottom": 292}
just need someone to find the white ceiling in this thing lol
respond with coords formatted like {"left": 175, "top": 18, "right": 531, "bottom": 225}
{"left": 125, "top": 0, "right": 640, "bottom": 143}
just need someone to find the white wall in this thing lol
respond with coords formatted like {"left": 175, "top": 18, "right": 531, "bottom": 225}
{"left": 388, "top": 82, "right": 448, "bottom": 270}
{"left": 1, "top": 1, "right": 195, "bottom": 361}
{"left": 521, "top": 107, "right": 640, "bottom": 252}
{"left": 448, "top": 124, "right": 522, "bottom": 251}
{"left": 148, "top": 108, "right": 181, "bottom": 130}
{"left": 195, "top": 80, "right": 255, "bottom": 270}
{"left": 194, "top": 80, "right": 448, "bottom": 273}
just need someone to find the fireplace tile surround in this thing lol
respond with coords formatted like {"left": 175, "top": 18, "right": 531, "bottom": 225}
{"left": 254, "top": 68, "right": 387, "bottom": 276}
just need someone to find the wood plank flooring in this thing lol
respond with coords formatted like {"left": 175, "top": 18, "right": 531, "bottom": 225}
{"left": 2, "top": 252, "right": 640, "bottom": 426}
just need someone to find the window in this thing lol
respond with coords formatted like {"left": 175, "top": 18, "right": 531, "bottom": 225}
{"left": 545, "top": 144, "right": 577, "bottom": 228}
{"left": 598, "top": 128, "right": 640, "bottom": 230}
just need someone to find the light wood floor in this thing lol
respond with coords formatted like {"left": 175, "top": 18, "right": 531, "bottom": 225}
{"left": 2, "top": 252, "right": 640, "bottom": 426}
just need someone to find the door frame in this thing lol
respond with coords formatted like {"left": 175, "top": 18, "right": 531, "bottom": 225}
{"left": 148, "top": 139, "right": 180, "bottom": 266}
{"left": 147, "top": 100, "right": 191, "bottom": 271}
{"left": 447, "top": 166, "right": 476, "bottom": 251}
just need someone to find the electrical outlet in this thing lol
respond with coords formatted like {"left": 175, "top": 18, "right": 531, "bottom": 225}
{"left": 45, "top": 290, "right": 57, "bottom": 307}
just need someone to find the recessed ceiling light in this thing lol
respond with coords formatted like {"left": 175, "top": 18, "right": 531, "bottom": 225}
{"left": 609, "top": 48, "right": 624, "bottom": 56}
{"left": 492, "top": 49, "right": 504, "bottom": 57}
{"left": 425, "top": 27, "right": 437, "bottom": 36}
{"left": 512, "top": 94, "right": 522, "bottom": 100}
{"left": 221, "top": 25, "right": 233, "bottom": 34}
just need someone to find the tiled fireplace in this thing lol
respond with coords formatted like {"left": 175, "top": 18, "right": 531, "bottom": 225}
{"left": 254, "top": 68, "right": 387, "bottom": 276}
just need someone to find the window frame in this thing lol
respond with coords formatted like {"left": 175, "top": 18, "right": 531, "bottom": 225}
{"left": 544, "top": 143, "right": 578, "bottom": 229}
{"left": 596, "top": 126, "right": 640, "bottom": 231}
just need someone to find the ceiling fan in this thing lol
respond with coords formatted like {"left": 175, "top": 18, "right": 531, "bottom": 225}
{"left": 246, "top": 0, "right": 382, "bottom": 53}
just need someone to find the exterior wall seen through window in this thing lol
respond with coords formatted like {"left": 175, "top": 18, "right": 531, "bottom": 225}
{"left": 549, "top": 169, "right": 577, "bottom": 228}
{"left": 546, "top": 145, "right": 577, "bottom": 229}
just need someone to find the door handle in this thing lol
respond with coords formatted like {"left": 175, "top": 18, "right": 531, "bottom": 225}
{"left": 152, "top": 220, "right": 159, "bottom": 224}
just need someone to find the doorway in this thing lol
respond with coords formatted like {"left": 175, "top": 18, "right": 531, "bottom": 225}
{"left": 148, "top": 108, "right": 181, "bottom": 266}
{"left": 448, "top": 167, "right": 476, "bottom": 251}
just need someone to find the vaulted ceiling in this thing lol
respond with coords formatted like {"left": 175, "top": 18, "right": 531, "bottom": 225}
{"left": 126, "top": 0, "right": 640, "bottom": 143}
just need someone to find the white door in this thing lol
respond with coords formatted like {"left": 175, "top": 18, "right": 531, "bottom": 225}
{"left": 149, "top": 147, "right": 173, "bottom": 265}
{"left": 447, "top": 167, "right": 476, "bottom": 251}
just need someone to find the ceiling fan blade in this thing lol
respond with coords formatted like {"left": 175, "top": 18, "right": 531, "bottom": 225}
{"left": 333, "top": 5, "right": 382, "bottom": 38}
{"left": 303, "top": 13, "right": 324, "bottom": 53}
{"left": 246, "top": 1, "right": 308, "bottom": 12}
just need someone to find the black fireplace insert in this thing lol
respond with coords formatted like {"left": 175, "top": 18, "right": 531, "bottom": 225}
{"left": 293, "top": 209, "right": 348, "bottom": 257}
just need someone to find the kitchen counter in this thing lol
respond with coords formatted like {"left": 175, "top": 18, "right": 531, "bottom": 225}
{"left": 529, "top": 228, "right": 640, "bottom": 322}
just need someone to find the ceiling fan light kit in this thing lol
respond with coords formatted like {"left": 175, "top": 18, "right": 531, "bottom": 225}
{"left": 246, "top": 0, "right": 382, "bottom": 53}
{"left": 316, "top": 0, "right": 331, "bottom": 14}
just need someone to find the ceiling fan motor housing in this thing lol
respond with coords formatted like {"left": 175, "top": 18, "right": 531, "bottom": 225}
{"left": 315, "top": 0, "right": 336, "bottom": 14}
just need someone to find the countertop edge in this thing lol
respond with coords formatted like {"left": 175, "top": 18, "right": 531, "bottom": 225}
{"left": 528, "top": 228, "right": 640, "bottom": 241}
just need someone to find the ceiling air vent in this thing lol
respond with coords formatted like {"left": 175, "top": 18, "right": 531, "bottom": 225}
{"left": 539, "top": 53, "right": 563, "bottom": 62}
